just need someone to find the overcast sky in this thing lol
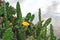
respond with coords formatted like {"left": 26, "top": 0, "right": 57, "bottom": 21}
{"left": 4, "top": 0, "right": 60, "bottom": 16}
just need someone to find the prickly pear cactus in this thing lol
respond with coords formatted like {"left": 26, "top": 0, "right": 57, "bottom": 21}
{"left": 0, "top": 0, "right": 59, "bottom": 40}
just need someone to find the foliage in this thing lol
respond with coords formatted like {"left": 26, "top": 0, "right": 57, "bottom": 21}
{"left": 0, "top": 0, "right": 60, "bottom": 40}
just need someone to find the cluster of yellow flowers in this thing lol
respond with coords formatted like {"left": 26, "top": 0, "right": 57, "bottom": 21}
{"left": 9, "top": 14, "right": 30, "bottom": 27}
{"left": 9, "top": 21, "right": 30, "bottom": 27}
{"left": 9, "top": 19, "right": 44, "bottom": 27}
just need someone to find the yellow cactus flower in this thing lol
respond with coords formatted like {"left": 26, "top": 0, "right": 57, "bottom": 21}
{"left": 9, "top": 22, "right": 13, "bottom": 26}
{"left": 22, "top": 21, "right": 30, "bottom": 27}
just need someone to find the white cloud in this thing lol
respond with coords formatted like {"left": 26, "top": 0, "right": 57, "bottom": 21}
{"left": 5, "top": 0, "right": 60, "bottom": 18}
{"left": 5, "top": 0, "right": 52, "bottom": 16}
